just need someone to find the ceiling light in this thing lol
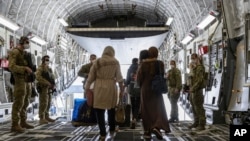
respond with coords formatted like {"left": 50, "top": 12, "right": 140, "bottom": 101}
{"left": 165, "top": 17, "right": 174, "bottom": 26}
{"left": 0, "top": 15, "right": 20, "bottom": 31}
{"left": 58, "top": 18, "right": 69, "bottom": 26}
{"left": 31, "top": 36, "right": 47, "bottom": 45}
{"left": 197, "top": 14, "right": 216, "bottom": 29}
{"left": 181, "top": 34, "right": 194, "bottom": 45}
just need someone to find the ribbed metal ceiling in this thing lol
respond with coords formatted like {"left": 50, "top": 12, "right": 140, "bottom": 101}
{"left": 0, "top": 0, "right": 214, "bottom": 45}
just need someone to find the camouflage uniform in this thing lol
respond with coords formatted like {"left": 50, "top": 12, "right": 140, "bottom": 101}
{"left": 167, "top": 67, "right": 182, "bottom": 122}
{"left": 36, "top": 64, "right": 55, "bottom": 124}
{"left": 189, "top": 64, "right": 206, "bottom": 129}
{"left": 78, "top": 62, "right": 92, "bottom": 81}
{"left": 8, "top": 48, "right": 33, "bottom": 132}
{"left": 22, "top": 82, "right": 32, "bottom": 121}
{"left": 78, "top": 62, "right": 93, "bottom": 97}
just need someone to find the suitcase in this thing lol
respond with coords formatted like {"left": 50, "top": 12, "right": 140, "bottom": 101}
{"left": 72, "top": 98, "right": 97, "bottom": 127}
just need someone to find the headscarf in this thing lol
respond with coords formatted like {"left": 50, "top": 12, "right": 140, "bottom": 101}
{"left": 139, "top": 49, "right": 149, "bottom": 62}
{"left": 148, "top": 46, "right": 158, "bottom": 58}
{"left": 102, "top": 46, "right": 115, "bottom": 57}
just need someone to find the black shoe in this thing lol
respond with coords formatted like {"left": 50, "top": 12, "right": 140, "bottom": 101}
{"left": 169, "top": 118, "right": 179, "bottom": 123}
{"left": 109, "top": 127, "right": 118, "bottom": 136}
{"left": 143, "top": 131, "right": 151, "bottom": 139}
{"left": 152, "top": 128, "right": 163, "bottom": 140}
{"left": 175, "top": 118, "right": 179, "bottom": 122}
{"left": 169, "top": 118, "right": 174, "bottom": 123}
{"left": 130, "top": 121, "right": 136, "bottom": 129}
{"left": 99, "top": 135, "right": 106, "bottom": 141}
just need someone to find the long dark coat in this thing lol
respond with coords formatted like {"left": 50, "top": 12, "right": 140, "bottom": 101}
{"left": 137, "top": 58, "right": 171, "bottom": 133}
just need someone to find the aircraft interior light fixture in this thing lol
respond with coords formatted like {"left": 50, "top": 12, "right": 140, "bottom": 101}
{"left": 181, "top": 34, "right": 193, "bottom": 45}
{"left": 58, "top": 18, "right": 69, "bottom": 26}
{"left": 0, "top": 15, "right": 20, "bottom": 31}
{"left": 165, "top": 17, "right": 174, "bottom": 26}
{"left": 197, "top": 14, "right": 216, "bottom": 29}
{"left": 31, "top": 36, "right": 47, "bottom": 45}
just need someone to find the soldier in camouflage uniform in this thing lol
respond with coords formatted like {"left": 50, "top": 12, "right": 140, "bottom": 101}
{"left": 166, "top": 60, "right": 182, "bottom": 122}
{"left": 78, "top": 54, "right": 96, "bottom": 96}
{"left": 36, "top": 55, "right": 56, "bottom": 124}
{"left": 189, "top": 53, "right": 206, "bottom": 130}
{"left": 8, "top": 36, "right": 34, "bottom": 133}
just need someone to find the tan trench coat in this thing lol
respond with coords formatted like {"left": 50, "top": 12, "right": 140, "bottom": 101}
{"left": 85, "top": 48, "right": 123, "bottom": 109}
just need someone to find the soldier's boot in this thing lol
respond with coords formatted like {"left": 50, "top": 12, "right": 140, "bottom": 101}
{"left": 11, "top": 123, "right": 25, "bottom": 133}
{"left": 196, "top": 125, "right": 205, "bottom": 131}
{"left": 39, "top": 119, "right": 49, "bottom": 125}
{"left": 188, "top": 117, "right": 199, "bottom": 129}
{"left": 188, "top": 122, "right": 198, "bottom": 129}
{"left": 195, "top": 119, "right": 206, "bottom": 131}
{"left": 20, "top": 120, "right": 34, "bottom": 129}
{"left": 45, "top": 117, "right": 56, "bottom": 122}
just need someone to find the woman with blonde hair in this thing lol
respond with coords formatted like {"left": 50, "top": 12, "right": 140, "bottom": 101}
{"left": 85, "top": 46, "right": 124, "bottom": 141}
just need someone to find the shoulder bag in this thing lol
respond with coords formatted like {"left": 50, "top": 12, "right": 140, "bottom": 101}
{"left": 151, "top": 61, "right": 167, "bottom": 95}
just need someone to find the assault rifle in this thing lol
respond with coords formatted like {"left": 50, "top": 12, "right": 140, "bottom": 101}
{"left": 42, "top": 69, "right": 56, "bottom": 93}
{"left": 37, "top": 69, "right": 57, "bottom": 94}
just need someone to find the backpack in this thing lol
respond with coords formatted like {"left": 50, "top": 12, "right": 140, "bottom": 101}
{"left": 10, "top": 72, "right": 15, "bottom": 85}
{"left": 24, "top": 52, "right": 36, "bottom": 83}
{"left": 200, "top": 65, "right": 209, "bottom": 89}
{"left": 129, "top": 70, "right": 140, "bottom": 96}
{"left": 127, "top": 64, "right": 140, "bottom": 96}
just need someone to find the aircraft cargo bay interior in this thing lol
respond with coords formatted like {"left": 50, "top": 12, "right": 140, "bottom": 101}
{"left": 0, "top": 0, "right": 249, "bottom": 140}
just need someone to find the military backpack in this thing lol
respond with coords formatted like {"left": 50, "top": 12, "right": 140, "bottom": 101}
{"left": 200, "top": 65, "right": 209, "bottom": 89}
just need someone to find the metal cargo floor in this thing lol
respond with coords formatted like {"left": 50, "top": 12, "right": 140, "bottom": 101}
{"left": 0, "top": 118, "right": 229, "bottom": 141}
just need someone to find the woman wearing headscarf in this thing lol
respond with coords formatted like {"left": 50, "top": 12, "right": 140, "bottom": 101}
{"left": 139, "top": 49, "right": 149, "bottom": 64}
{"left": 137, "top": 46, "right": 171, "bottom": 140}
{"left": 85, "top": 46, "right": 124, "bottom": 141}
